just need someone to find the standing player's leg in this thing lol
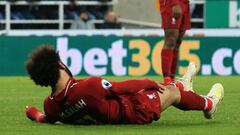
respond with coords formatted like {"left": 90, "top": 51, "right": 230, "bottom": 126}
{"left": 161, "top": 29, "right": 179, "bottom": 84}
{"left": 169, "top": 2, "right": 191, "bottom": 82}
{"left": 160, "top": 3, "right": 185, "bottom": 84}
{"left": 170, "top": 30, "right": 186, "bottom": 81}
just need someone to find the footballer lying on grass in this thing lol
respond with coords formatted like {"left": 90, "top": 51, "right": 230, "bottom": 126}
{"left": 25, "top": 45, "right": 224, "bottom": 124}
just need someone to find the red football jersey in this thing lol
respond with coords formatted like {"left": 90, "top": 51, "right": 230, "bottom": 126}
{"left": 159, "top": 0, "right": 191, "bottom": 30}
{"left": 43, "top": 77, "right": 161, "bottom": 124}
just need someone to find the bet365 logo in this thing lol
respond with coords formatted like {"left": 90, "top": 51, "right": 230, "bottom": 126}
{"left": 56, "top": 37, "right": 201, "bottom": 76}
{"left": 229, "top": 1, "right": 240, "bottom": 27}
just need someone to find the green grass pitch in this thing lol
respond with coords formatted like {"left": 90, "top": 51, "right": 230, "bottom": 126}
{"left": 0, "top": 76, "right": 239, "bottom": 135}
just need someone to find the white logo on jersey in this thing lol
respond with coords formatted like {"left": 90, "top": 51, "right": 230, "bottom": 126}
{"left": 101, "top": 79, "right": 112, "bottom": 90}
{"left": 147, "top": 93, "right": 157, "bottom": 99}
{"left": 172, "top": 18, "right": 176, "bottom": 24}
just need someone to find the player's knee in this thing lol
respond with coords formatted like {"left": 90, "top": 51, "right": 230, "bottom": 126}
{"left": 166, "top": 86, "right": 181, "bottom": 101}
{"left": 173, "top": 89, "right": 181, "bottom": 101}
{"left": 164, "top": 38, "right": 177, "bottom": 49}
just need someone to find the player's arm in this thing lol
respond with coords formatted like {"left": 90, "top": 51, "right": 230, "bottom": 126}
{"left": 110, "top": 79, "right": 161, "bottom": 94}
{"left": 25, "top": 106, "right": 49, "bottom": 123}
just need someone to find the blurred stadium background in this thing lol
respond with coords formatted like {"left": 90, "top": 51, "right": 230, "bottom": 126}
{"left": 0, "top": 0, "right": 240, "bottom": 76}
{"left": 0, "top": 0, "right": 240, "bottom": 135}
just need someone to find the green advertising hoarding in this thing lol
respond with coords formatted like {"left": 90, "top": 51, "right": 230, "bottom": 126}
{"left": 0, "top": 36, "right": 240, "bottom": 76}
{"left": 206, "top": 0, "right": 240, "bottom": 28}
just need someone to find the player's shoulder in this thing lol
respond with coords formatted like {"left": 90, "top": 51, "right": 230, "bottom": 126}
{"left": 82, "top": 76, "right": 103, "bottom": 83}
{"left": 74, "top": 76, "right": 102, "bottom": 89}
{"left": 43, "top": 96, "right": 54, "bottom": 106}
{"left": 81, "top": 76, "right": 112, "bottom": 90}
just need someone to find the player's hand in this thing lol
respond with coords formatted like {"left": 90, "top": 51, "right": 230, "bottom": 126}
{"left": 158, "top": 84, "right": 166, "bottom": 93}
{"left": 172, "top": 4, "right": 182, "bottom": 19}
{"left": 25, "top": 106, "right": 40, "bottom": 121}
{"left": 25, "top": 106, "right": 48, "bottom": 123}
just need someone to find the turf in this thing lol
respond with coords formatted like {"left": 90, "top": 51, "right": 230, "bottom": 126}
{"left": 0, "top": 76, "right": 239, "bottom": 135}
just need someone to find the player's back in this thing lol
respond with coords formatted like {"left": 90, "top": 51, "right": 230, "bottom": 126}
{"left": 43, "top": 77, "right": 121, "bottom": 124}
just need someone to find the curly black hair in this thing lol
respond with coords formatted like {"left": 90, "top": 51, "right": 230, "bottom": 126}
{"left": 25, "top": 45, "right": 61, "bottom": 88}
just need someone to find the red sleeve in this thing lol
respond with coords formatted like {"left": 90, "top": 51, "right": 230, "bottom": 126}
{"left": 25, "top": 106, "right": 48, "bottom": 123}
{"left": 43, "top": 97, "right": 61, "bottom": 123}
{"left": 110, "top": 79, "right": 160, "bottom": 94}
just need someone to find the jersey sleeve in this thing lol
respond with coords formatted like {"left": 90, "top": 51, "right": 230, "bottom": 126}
{"left": 43, "top": 97, "right": 61, "bottom": 123}
{"left": 110, "top": 79, "right": 160, "bottom": 95}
